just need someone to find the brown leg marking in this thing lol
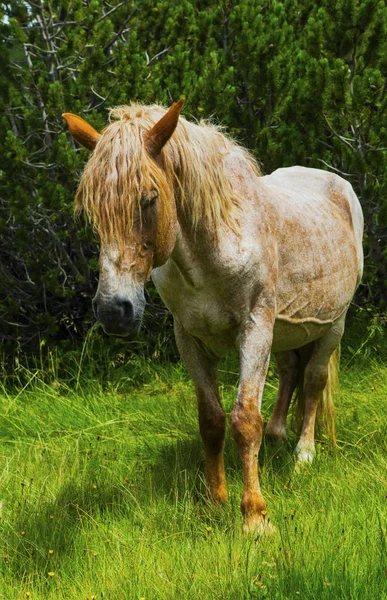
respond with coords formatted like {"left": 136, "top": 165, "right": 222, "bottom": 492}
{"left": 230, "top": 401, "right": 267, "bottom": 532}
{"left": 173, "top": 320, "right": 228, "bottom": 504}
{"left": 197, "top": 391, "right": 228, "bottom": 504}
{"left": 266, "top": 350, "right": 300, "bottom": 443}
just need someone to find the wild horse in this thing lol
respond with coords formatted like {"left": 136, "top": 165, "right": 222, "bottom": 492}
{"left": 63, "top": 100, "right": 363, "bottom": 533}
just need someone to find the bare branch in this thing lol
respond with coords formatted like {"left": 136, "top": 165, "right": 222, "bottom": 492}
{"left": 313, "top": 159, "right": 355, "bottom": 177}
{"left": 97, "top": 0, "right": 134, "bottom": 23}
{"left": 322, "top": 113, "right": 356, "bottom": 150}
{"left": 85, "top": 81, "right": 119, "bottom": 113}
{"left": 103, "top": 3, "right": 141, "bottom": 54}
{"left": 145, "top": 47, "right": 170, "bottom": 66}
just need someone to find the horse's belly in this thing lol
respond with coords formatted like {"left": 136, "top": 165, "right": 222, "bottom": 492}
{"left": 272, "top": 318, "right": 333, "bottom": 352}
{"left": 178, "top": 311, "right": 335, "bottom": 356}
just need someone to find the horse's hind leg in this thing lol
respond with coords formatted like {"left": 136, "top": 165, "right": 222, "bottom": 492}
{"left": 174, "top": 319, "right": 228, "bottom": 504}
{"left": 265, "top": 350, "right": 300, "bottom": 444}
{"left": 295, "top": 319, "right": 344, "bottom": 464}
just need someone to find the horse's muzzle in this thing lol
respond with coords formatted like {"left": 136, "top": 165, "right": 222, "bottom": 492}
{"left": 92, "top": 294, "right": 143, "bottom": 338}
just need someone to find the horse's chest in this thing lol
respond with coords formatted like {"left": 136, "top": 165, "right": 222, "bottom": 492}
{"left": 152, "top": 267, "right": 241, "bottom": 354}
{"left": 181, "top": 292, "right": 237, "bottom": 335}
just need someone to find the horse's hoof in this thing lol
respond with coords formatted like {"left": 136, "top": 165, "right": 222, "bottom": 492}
{"left": 294, "top": 443, "right": 315, "bottom": 470}
{"left": 242, "top": 514, "right": 277, "bottom": 537}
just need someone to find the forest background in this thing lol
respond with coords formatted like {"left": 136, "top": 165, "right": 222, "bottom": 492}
{"left": 0, "top": 0, "right": 386, "bottom": 356}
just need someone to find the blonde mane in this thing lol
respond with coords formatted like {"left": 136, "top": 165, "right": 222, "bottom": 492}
{"left": 76, "top": 103, "right": 261, "bottom": 246}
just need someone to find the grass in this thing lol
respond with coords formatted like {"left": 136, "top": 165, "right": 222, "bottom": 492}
{"left": 0, "top": 329, "right": 386, "bottom": 599}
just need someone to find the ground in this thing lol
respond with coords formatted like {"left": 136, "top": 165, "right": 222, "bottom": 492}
{"left": 0, "top": 334, "right": 386, "bottom": 599}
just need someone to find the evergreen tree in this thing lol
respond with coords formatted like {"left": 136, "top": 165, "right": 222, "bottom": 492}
{"left": 0, "top": 0, "right": 386, "bottom": 351}
{"left": 277, "top": 0, "right": 387, "bottom": 304}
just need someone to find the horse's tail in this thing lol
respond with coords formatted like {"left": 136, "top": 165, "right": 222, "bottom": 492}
{"left": 292, "top": 346, "right": 340, "bottom": 444}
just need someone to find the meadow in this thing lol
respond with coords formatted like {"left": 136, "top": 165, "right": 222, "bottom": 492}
{"left": 0, "top": 319, "right": 386, "bottom": 600}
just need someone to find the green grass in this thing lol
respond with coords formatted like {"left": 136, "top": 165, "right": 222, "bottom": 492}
{"left": 0, "top": 343, "right": 386, "bottom": 599}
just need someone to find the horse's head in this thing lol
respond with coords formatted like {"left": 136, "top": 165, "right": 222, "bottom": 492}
{"left": 63, "top": 100, "right": 184, "bottom": 337}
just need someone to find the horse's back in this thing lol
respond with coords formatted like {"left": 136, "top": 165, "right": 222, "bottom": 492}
{"left": 263, "top": 166, "right": 363, "bottom": 278}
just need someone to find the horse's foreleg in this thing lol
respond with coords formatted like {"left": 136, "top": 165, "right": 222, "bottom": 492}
{"left": 265, "top": 350, "right": 300, "bottom": 444}
{"left": 295, "top": 320, "right": 344, "bottom": 464}
{"left": 174, "top": 319, "right": 228, "bottom": 504}
{"left": 230, "top": 308, "right": 274, "bottom": 534}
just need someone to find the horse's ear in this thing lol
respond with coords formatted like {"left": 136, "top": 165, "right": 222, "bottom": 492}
{"left": 145, "top": 98, "right": 185, "bottom": 157}
{"left": 62, "top": 113, "right": 102, "bottom": 151}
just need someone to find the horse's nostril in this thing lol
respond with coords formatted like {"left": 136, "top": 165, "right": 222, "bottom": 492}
{"left": 118, "top": 298, "right": 134, "bottom": 322}
{"left": 92, "top": 295, "right": 138, "bottom": 335}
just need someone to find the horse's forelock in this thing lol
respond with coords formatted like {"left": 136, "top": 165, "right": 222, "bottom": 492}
{"left": 75, "top": 106, "right": 173, "bottom": 250}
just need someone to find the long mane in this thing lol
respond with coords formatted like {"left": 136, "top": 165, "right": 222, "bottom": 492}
{"left": 76, "top": 103, "right": 261, "bottom": 245}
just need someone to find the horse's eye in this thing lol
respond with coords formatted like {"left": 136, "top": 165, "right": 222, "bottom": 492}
{"left": 141, "top": 191, "right": 158, "bottom": 209}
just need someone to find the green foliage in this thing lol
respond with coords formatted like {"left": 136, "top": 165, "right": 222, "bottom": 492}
{"left": 0, "top": 0, "right": 386, "bottom": 351}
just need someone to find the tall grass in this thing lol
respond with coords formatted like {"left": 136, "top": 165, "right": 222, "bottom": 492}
{"left": 0, "top": 318, "right": 386, "bottom": 599}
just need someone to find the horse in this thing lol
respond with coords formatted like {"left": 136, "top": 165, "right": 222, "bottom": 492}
{"left": 63, "top": 99, "right": 363, "bottom": 533}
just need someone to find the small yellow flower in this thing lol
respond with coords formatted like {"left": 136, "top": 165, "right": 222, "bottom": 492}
{"left": 92, "top": 485, "right": 97, "bottom": 489}
{"left": 49, "top": 515, "right": 54, "bottom": 520}
{"left": 105, "top": 539, "right": 110, "bottom": 544}
{"left": 206, "top": 526, "right": 212, "bottom": 532}
{"left": 49, "top": 549, "right": 54, "bottom": 555}
{"left": 21, "top": 531, "right": 25, "bottom": 536}
{"left": 48, "top": 571, "right": 55, "bottom": 577}
{"left": 254, "top": 580, "right": 266, "bottom": 588}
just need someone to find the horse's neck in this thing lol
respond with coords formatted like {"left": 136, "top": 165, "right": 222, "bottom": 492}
{"left": 171, "top": 205, "right": 247, "bottom": 294}
{"left": 172, "top": 212, "right": 217, "bottom": 280}
{"left": 170, "top": 148, "right": 267, "bottom": 283}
